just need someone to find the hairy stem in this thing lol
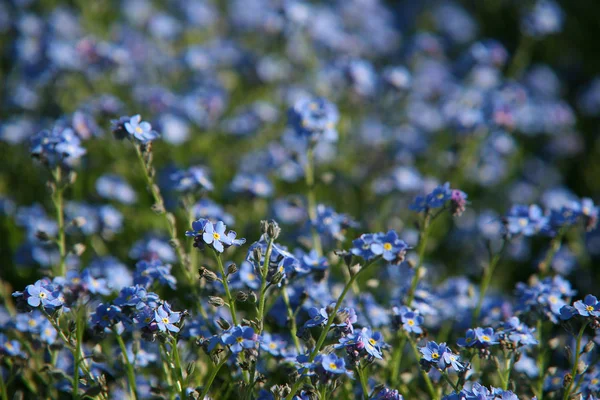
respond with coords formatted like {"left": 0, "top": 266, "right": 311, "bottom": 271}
{"left": 305, "top": 146, "right": 323, "bottom": 256}
{"left": 114, "top": 332, "right": 139, "bottom": 400}
{"left": 213, "top": 251, "right": 238, "bottom": 326}
{"left": 562, "top": 322, "right": 589, "bottom": 400}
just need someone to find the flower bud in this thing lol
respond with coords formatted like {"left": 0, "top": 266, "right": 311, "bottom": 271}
{"left": 253, "top": 247, "right": 263, "bottom": 263}
{"left": 208, "top": 296, "right": 225, "bottom": 307}
{"left": 583, "top": 341, "right": 595, "bottom": 354}
{"left": 199, "top": 267, "right": 218, "bottom": 282}
{"left": 236, "top": 291, "right": 249, "bottom": 302}
{"left": 72, "top": 243, "right": 86, "bottom": 256}
{"left": 260, "top": 220, "right": 269, "bottom": 234}
{"left": 267, "top": 220, "right": 281, "bottom": 239}
{"left": 227, "top": 263, "right": 238, "bottom": 275}
{"left": 216, "top": 318, "right": 231, "bottom": 331}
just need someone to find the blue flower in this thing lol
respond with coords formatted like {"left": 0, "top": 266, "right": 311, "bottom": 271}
{"left": 457, "top": 327, "right": 499, "bottom": 348}
{"left": 351, "top": 233, "right": 377, "bottom": 261}
{"left": 17, "top": 279, "right": 63, "bottom": 309}
{"left": 239, "top": 261, "right": 260, "bottom": 290}
{"left": 91, "top": 304, "right": 124, "bottom": 330}
{"left": 123, "top": 115, "right": 160, "bottom": 144}
{"left": 370, "top": 230, "right": 409, "bottom": 263}
{"left": 426, "top": 183, "right": 452, "bottom": 208}
{"left": 30, "top": 124, "right": 86, "bottom": 168}
{"left": 420, "top": 341, "right": 465, "bottom": 372}
{"left": 288, "top": 97, "right": 339, "bottom": 142}
{"left": 397, "top": 307, "right": 424, "bottom": 334}
{"left": 304, "top": 306, "right": 329, "bottom": 328}
{"left": 186, "top": 219, "right": 245, "bottom": 253}
{"left": 0, "top": 334, "right": 23, "bottom": 357}
{"left": 169, "top": 166, "right": 214, "bottom": 193}
{"left": 320, "top": 354, "right": 344, "bottom": 374}
{"left": 222, "top": 326, "right": 257, "bottom": 353}
{"left": 154, "top": 303, "right": 181, "bottom": 333}
{"left": 95, "top": 174, "right": 137, "bottom": 205}
{"left": 504, "top": 204, "right": 547, "bottom": 236}
{"left": 259, "top": 332, "right": 287, "bottom": 357}
{"left": 134, "top": 259, "right": 177, "bottom": 290}
{"left": 300, "top": 250, "right": 328, "bottom": 271}
{"left": 573, "top": 295, "right": 600, "bottom": 317}
{"left": 372, "top": 387, "right": 404, "bottom": 400}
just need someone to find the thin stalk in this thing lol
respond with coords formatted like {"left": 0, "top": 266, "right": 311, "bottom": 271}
{"left": 507, "top": 35, "right": 534, "bottom": 78}
{"left": 40, "top": 310, "right": 95, "bottom": 390}
{"left": 114, "top": 332, "right": 139, "bottom": 400}
{"left": 562, "top": 322, "right": 589, "bottom": 400}
{"left": 159, "top": 342, "right": 175, "bottom": 400}
{"left": 72, "top": 308, "right": 85, "bottom": 400}
{"left": 0, "top": 364, "right": 8, "bottom": 400}
{"left": 257, "top": 237, "right": 275, "bottom": 332}
{"left": 535, "top": 319, "right": 545, "bottom": 400}
{"left": 441, "top": 371, "right": 460, "bottom": 393}
{"left": 199, "top": 356, "right": 228, "bottom": 399}
{"left": 406, "top": 335, "right": 438, "bottom": 400}
{"left": 286, "top": 256, "right": 382, "bottom": 400}
{"left": 390, "top": 336, "right": 406, "bottom": 387}
{"left": 212, "top": 251, "right": 238, "bottom": 326}
{"left": 305, "top": 146, "right": 323, "bottom": 256}
{"left": 282, "top": 286, "right": 301, "bottom": 352}
{"left": 52, "top": 166, "right": 67, "bottom": 277}
{"left": 357, "top": 365, "right": 369, "bottom": 400}
{"left": 170, "top": 338, "right": 187, "bottom": 400}
{"left": 539, "top": 231, "right": 564, "bottom": 277}
{"left": 473, "top": 241, "right": 506, "bottom": 321}
{"left": 133, "top": 144, "right": 190, "bottom": 280}
{"left": 406, "top": 211, "right": 432, "bottom": 306}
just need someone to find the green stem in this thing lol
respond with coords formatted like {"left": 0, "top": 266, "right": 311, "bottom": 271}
{"left": 0, "top": 363, "right": 8, "bottom": 400}
{"left": 286, "top": 256, "right": 382, "bottom": 400}
{"left": 441, "top": 371, "right": 460, "bottom": 393}
{"left": 535, "top": 319, "right": 545, "bottom": 400}
{"left": 406, "top": 211, "right": 432, "bottom": 306}
{"left": 390, "top": 336, "right": 406, "bottom": 387}
{"left": 406, "top": 335, "right": 438, "bottom": 400}
{"left": 507, "top": 34, "right": 534, "bottom": 78}
{"left": 72, "top": 308, "right": 85, "bottom": 400}
{"left": 257, "top": 237, "right": 275, "bottom": 332}
{"left": 134, "top": 144, "right": 190, "bottom": 282}
{"left": 200, "top": 356, "right": 228, "bottom": 399}
{"left": 473, "top": 241, "right": 506, "bottom": 321}
{"left": 159, "top": 342, "right": 176, "bottom": 400}
{"left": 357, "top": 365, "right": 369, "bottom": 400}
{"left": 539, "top": 231, "right": 564, "bottom": 278}
{"left": 562, "top": 322, "right": 589, "bottom": 400}
{"left": 305, "top": 146, "right": 323, "bottom": 256}
{"left": 213, "top": 251, "right": 238, "bottom": 326}
{"left": 114, "top": 332, "right": 139, "bottom": 400}
{"left": 52, "top": 166, "right": 67, "bottom": 277}
{"left": 171, "top": 337, "right": 187, "bottom": 400}
{"left": 282, "top": 286, "right": 301, "bottom": 352}
{"left": 41, "top": 309, "right": 96, "bottom": 393}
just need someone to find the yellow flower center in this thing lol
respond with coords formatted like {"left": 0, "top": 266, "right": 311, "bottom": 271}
{"left": 586, "top": 305, "right": 594, "bottom": 312}
{"left": 247, "top": 273, "right": 255, "bottom": 281}
{"left": 162, "top": 317, "right": 169, "bottom": 324}
{"left": 237, "top": 337, "right": 244, "bottom": 343}
{"left": 269, "top": 343, "right": 277, "bottom": 349}
{"left": 407, "top": 319, "right": 415, "bottom": 326}
{"left": 369, "top": 338, "right": 376, "bottom": 346}
{"left": 135, "top": 126, "right": 143, "bottom": 134}
{"left": 519, "top": 218, "right": 528, "bottom": 227}
{"left": 432, "top": 352, "right": 439, "bottom": 359}
{"left": 39, "top": 292, "right": 47, "bottom": 299}
{"left": 482, "top": 335, "right": 491, "bottom": 342}
{"left": 28, "top": 320, "right": 37, "bottom": 327}
{"left": 329, "top": 363, "right": 337, "bottom": 370}
{"left": 213, "top": 232, "right": 221, "bottom": 240}
{"left": 383, "top": 243, "right": 392, "bottom": 251}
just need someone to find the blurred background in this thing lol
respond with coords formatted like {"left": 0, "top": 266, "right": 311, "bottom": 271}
{"left": 0, "top": 0, "right": 599, "bottom": 299}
